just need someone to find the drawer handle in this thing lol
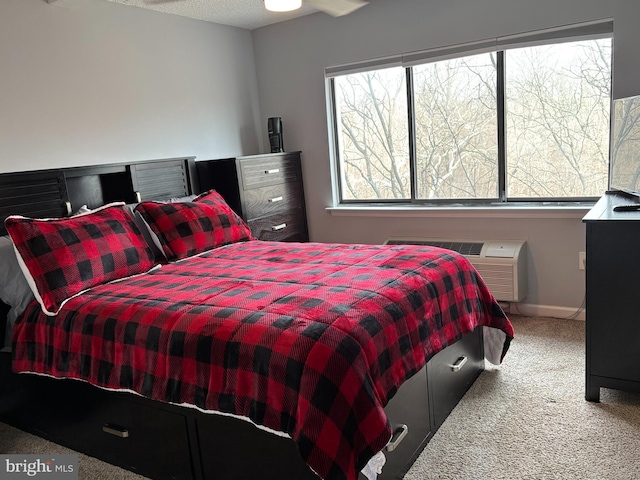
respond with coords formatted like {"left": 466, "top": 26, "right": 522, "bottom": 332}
{"left": 135, "top": 191, "right": 142, "bottom": 203}
{"left": 265, "top": 168, "right": 280, "bottom": 174}
{"left": 102, "top": 424, "right": 130, "bottom": 438}
{"left": 450, "top": 356, "right": 468, "bottom": 372}
{"left": 268, "top": 196, "right": 284, "bottom": 203}
{"left": 271, "top": 223, "right": 287, "bottom": 231}
{"left": 386, "top": 424, "right": 408, "bottom": 452}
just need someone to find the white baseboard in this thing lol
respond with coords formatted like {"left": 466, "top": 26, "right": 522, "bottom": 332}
{"left": 504, "top": 303, "right": 585, "bottom": 321}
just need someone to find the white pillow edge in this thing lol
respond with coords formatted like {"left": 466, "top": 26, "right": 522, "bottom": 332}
{"left": 5, "top": 201, "right": 126, "bottom": 224}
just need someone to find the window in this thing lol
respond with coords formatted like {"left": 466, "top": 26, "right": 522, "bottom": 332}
{"left": 505, "top": 40, "right": 611, "bottom": 198}
{"left": 413, "top": 53, "right": 498, "bottom": 200}
{"left": 334, "top": 67, "right": 409, "bottom": 200}
{"left": 328, "top": 24, "right": 612, "bottom": 205}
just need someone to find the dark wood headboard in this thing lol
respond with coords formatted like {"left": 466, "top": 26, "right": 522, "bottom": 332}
{"left": 0, "top": 156, "right": 197, "bottom": 339}
{"left": 0, "top": 156, "right": 197, "bottom": 237}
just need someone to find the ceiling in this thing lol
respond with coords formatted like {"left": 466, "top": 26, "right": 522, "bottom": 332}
{"left": 104, "top": 0, "right": 322, "bottom": 30}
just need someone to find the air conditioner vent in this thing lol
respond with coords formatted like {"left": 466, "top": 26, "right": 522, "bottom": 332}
{"left": 386, "top": 239, "right": 484, "bottom": 256}
{"left": 384, "top": 237, "right": 528, "bottom": 303}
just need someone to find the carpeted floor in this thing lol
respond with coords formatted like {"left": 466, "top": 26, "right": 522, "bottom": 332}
{"left": 1, "top": 315, "right": 639, "bottom": 479}
{"left": 0, "top": 423, "right": 148, "bottom": 479}
{"left": 405, "top": 315, "right": 640, "bottom": 480}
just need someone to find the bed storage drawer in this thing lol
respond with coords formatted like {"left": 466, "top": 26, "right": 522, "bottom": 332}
{"left": 196, "top": 413, "right": 318, "bottom": 480}
{"left": 378, "top": 365, "right": 432, "bottom": 480}
{"left": 428, "top": 327, "right": 484, "bottom": 429}
{"left": 75, "top": 396, "right": 194, "bottom": 480}
{"left": 2, "top": 374, "right": 194, "bottom": 480}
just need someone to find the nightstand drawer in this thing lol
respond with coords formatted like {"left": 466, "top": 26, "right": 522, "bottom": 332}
{"left": 244, "top": 182, "right": 303, "bottom": 220}
{"left": 239, "top": 154, "right": 301, "bottom": 189}
{"left": 249, "top": 211, "right": 306, "bottom": 241}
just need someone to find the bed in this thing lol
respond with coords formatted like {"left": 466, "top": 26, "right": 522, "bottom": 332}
{"left": 0, "top": 157, "right": 513, "bottom": 480}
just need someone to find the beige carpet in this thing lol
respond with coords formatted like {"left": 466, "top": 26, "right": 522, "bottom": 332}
{"left": 1, "top": 315, "right": 639, "bottom": 479}
{"left": 405, "top": 315, "right": 640, "bottom": 480}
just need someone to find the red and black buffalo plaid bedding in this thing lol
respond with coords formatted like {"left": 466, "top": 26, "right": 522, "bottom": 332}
{"left": 11, "top": 241, "right": 513, "bottom": 480}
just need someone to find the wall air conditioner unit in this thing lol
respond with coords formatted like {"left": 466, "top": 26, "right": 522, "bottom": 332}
{"left": 383, "top": 238, "right": 528, "bottom": 303}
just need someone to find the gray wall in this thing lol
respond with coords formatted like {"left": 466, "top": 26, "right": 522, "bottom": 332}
{"left": 0, "top": 0, "right": 262, "bottom": 172}
{"left": 251, "top": 0, "right": 640, "bottom": 317}
{"left": 2, "top": 0, "right": 638, "bottom": 316}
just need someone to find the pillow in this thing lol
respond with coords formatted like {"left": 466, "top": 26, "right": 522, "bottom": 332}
{"left": 135, "top": 190, "right": 253, "bottom": 261}
{"left": 0, "top": 236, "right": 36, "bottom": 350}
{"left": 122, "top": 195, "right": 198, "bottom": 261}
{"left": 5, "top": 203, "right": 156, "bottom": 316}
{"left": 122, "top": 203, "right": 165, "bottom": 261}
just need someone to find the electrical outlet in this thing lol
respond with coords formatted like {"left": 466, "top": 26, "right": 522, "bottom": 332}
{"left": 579, "top": 251, "right": 586, "bottom": 270}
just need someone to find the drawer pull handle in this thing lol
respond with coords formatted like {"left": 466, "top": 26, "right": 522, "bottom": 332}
{"left": 450, "top": 356, "right": 468, "bottom": 372}
{"left": 268, "top": 196, "right": 284, "bottom": 203}
{"left": 102, "top": 424, "right": 129, "bottom": 438}
{"left": 265, "top": 168, "right": 280, "bottom": 174}
{"left": 271, "top": 223, "right": 287, "bottom": 231}
{"left": 135, "top": 191, "right": 142, "bottom": 203}
{"left": 386, "top": 424, "right": 408, "bottom": 452}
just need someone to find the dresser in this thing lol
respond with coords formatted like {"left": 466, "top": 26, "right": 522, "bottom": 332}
{"left": 583, "top": 192, "right": 640, "bottom": 401}
{"left": 196, "top": 152, "right": 308, "bottom": 242}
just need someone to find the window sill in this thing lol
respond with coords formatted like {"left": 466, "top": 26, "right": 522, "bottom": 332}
{"left": 326, "top": 203, "right": 595, "bottom": 219}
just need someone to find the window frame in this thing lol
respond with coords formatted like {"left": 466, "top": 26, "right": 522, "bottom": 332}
{"left": 326, "top": 20, "right": 614, "bottom": 208}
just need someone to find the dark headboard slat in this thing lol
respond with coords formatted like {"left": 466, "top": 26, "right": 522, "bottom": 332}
{"left": 0, "top": 170, "right": 68, "bottom": 236}
{"left": 131, "top": 159, "right": 191, "bottom": 201}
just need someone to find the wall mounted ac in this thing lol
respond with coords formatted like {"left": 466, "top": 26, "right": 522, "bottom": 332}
{"left": 384, "top": 238, "right": 528, "bottom": 303}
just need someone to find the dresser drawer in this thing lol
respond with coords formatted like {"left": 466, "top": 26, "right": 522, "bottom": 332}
{"left": 239, "top": 154, "right": 301, "bottom": 190}
{"left": 248, "top": 211, "right": 306, "bottom": 241}
{"left": 243, "top": 182, "right": 303, "bottom": 220}
{"left": 428, "top": 327, "right": 484, "bottom": 429}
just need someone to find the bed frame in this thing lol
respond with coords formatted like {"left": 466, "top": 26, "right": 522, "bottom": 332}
{"left": 0, "top": 157, "right": 486, "bottom": 480}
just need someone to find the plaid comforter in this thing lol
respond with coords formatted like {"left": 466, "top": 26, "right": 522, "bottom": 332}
{"left": 12, "top": 241, "right": 513, "bottom": 480}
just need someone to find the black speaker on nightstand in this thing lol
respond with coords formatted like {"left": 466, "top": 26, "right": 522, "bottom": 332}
{"left": 268, "top": 117, "right": 284, "bottom": 153}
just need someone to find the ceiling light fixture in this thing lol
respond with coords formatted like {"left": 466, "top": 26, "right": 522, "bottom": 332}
{"left": 264, "top": 0, "right": 302, "bottom": 13}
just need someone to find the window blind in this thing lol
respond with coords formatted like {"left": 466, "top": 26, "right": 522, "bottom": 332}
{"left": 325, "top": 18, "right": 613, "bottom": 76}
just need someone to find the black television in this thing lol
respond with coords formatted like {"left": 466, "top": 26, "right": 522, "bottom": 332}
{"left": 609, "top": 94, "right": 640, "bottom": 200}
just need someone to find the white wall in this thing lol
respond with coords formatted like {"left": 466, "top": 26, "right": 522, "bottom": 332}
{"left": 0, "top": 0, "right": 262, "bottom": 172}
{"left": 252, "top": 0, "right": 640, "bottom": 316}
